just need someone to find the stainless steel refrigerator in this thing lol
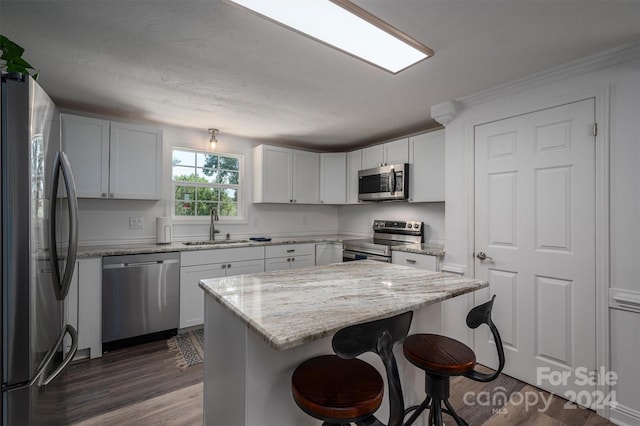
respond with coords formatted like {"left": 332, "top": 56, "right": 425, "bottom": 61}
{"left": 1, "top": 72, "right": 79, "bottom": 425}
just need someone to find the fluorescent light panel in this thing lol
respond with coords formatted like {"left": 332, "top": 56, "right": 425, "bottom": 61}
{"left": 228, "top": 0, "right": 433, "bottom": 73}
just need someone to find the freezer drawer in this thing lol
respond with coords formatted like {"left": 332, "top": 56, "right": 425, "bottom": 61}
{"left": 102, "top": 252, "right": 180, "bottom": 346}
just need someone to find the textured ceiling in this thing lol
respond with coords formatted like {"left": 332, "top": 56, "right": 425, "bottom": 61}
{"left": 1, "top": 0, "right": 639, "bottom": 150}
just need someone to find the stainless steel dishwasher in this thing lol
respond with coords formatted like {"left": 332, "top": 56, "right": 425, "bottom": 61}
{"left": 102, "top": 252, "right": 180, "bottom": 350}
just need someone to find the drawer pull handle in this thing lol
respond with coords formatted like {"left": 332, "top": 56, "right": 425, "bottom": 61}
{"left": 406, "top": 259, "right": 417, "bottom": 264}
{"left": 286, "top": 249, "right": 295, "bottom": 253}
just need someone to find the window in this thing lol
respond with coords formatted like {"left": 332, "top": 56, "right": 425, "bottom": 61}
{"left": 172, "top": 148, "right": 243, "bottom": 219}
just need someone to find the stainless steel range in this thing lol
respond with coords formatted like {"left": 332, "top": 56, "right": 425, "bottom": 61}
{"left": 343, "top": 220, "right": 424, "bottom": 263}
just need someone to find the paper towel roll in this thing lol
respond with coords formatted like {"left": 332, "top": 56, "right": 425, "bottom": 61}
{"left": 156, "top": 217, "right": 172, "bottom": 244}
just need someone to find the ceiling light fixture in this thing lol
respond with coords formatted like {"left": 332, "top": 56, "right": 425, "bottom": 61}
{"left": 227, "top": 0, "right": 433, "bottom": 74}
{"left": 208, "top": 128, "right": 219, "bottom": 149}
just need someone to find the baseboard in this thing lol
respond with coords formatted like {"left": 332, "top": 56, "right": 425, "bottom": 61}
{"left": 609, "top": 402, "right": 640, "bottom": 426}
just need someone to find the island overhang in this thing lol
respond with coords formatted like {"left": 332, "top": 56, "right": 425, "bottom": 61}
{"left": 199, "top": 260, "right": 487, "bottom": 351}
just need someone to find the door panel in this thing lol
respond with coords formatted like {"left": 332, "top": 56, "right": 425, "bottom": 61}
{"left": 474, "top": 99, "right": 596, "bottom": 400}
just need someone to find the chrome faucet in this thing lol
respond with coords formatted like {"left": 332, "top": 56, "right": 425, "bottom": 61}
{"left": 210, "top": 207, "right": 220, "bottom": 240}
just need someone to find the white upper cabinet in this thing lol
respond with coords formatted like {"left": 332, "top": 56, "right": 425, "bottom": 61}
{"left": 60, "top": 114, "right": 110, "bottom": 198}
{"left": 384, "top": 138, "right": 410, "bottom": 165}
{"left": 109, "top": 122, "right": 163, "bottom": 199}
{"left": 346, "top": 149, "right": 362, "bottom": 204}
{"left": 61, "top": 114, "right": 163, "bottom": 200}
{"left": 253, "top": 145, "right": 292, "bottom": 203}
{"left": 253, "top": 145, "right": 320, "bottom": 204}
{"left": 292, "top": 149, "right": 320, "bottom": 204}
{"left": 408, "top": 129, "right": 445, "bottom": 202}
{"left": 361, "top": 138, "right": 409, "bottom": 169}
{"left": 362, "top": 143, "right": 384, "bottom": 169}
{"left": 320, "top": 152, "right": 346, "bottom": 204}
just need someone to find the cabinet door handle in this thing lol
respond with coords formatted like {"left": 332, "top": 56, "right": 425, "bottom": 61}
{"left": 221, "top": 264, "right": 226, "bottom": 269}
{"left": 102, "top": 193, "right": 107, "bottom": 198}
{"left": 227, "top": 264, "right": 231, "bottom": 268}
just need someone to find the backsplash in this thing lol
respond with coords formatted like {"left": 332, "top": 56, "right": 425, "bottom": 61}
{"left": 337, "top": 202, "right": 445, "bottom": 244}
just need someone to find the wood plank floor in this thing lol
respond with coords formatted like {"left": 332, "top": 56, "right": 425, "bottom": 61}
{"left": 39, "top": 337, "right": 610, "bottom": 425}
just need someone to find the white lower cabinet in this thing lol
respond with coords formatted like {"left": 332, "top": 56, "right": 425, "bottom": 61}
{"left": 392, "top": 251, "right": 439, "bottom": 271}
{"left": 315, "top": 243, "right": 343, "bottom": 265}
{"left": 265, "top": 243, "right": 315, "bottom": 272}
{"left": 65, "top": 257, "right": 102, "bottom": 359}
{"left": 180, "top": 247, "right": 264, "bottom": 329}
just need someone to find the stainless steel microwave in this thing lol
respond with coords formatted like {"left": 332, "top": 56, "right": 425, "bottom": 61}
{"left": 358, "top": 163, "right": 409, "bottom": 201}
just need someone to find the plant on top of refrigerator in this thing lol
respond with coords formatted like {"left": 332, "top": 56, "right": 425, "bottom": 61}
{"left": 0, "top": 35, "right": 39, "bottom": 80}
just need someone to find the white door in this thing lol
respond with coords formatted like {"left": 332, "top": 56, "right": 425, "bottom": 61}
{"left": 474, "top": 99, "right": 596, "bottom": 400}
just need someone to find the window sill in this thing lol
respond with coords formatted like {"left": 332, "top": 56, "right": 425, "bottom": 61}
{"left": 171, "top": 217, "right": 248, "bottom": 226}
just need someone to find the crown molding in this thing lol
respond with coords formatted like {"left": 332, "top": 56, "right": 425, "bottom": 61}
{"left": 431, "top": 100, "right": 460, "bottom": 126}
{"left": 452, "top": 39, "right": 640, "bottom": 111}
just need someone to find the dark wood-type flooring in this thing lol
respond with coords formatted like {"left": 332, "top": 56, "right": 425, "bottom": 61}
{"left": 38, "top": 338, "right": 610, "bottom": 425}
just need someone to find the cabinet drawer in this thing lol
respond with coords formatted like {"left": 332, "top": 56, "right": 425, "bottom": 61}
{"left": 265, "top": 243, "right": 315, "bottom": 259}
{"left": 181, "top": 246, "right": 264, "bottom": 267}
{"left": 392, "top": 251, "right": 438, "bottom": 271}
{"left": 264, "top": 254, "right": 314, "bottom": 272}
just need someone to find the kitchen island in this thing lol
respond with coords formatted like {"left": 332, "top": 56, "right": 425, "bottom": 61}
{"left": 199, "top": 260, "right": 487, "bottom": 426}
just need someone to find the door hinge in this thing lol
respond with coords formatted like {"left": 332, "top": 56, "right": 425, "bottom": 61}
{"left": 593, "top": 123, "right": 598, "bottom": 137}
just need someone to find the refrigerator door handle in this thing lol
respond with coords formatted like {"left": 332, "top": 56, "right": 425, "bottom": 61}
{"left": 10, "top": 324, "right": 79, "bottom": 390}
{"left": 48, "top": 151, "right": 79, "bottom": 301}
{"left": 41, "top": 324, "right": 78, "bottom": 386}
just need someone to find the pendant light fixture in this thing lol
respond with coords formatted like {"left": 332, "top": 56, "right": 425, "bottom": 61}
{"left": 208, "top": 128, "right": 219, "bottom": 149}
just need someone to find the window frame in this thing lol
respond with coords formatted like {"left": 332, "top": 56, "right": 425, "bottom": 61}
{"left": 170, "top": 147, "right": 246, "bottom": 224}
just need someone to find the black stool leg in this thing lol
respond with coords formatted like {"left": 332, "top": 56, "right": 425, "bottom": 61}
{"left": 442, "top": 399, "right": 468, "bottom": 426}
{"left": 404, "top": 396, "right": 431, "bottom": 426}
{"left": 431, "top": 398, "right": 443, "bottom": 425}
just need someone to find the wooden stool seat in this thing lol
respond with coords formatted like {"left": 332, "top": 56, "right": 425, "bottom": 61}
{"left": 403, "top": 334, "right": 476, "bottom": 375}
{"left": 291, "top": 311, "right": 413, "bottom": 425}
{"left": 291, "top": 354, "right": 383, "bottom": 422}
{"left": 402, "top": 296, "right": 505, "bottom": 426}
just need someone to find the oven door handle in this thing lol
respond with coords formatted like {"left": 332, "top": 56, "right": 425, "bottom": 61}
{"left": 343, "top": 250, "right": 390, "bottom": 263}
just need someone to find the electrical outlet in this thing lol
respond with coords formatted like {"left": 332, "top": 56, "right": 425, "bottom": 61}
{"left": 129, "top": 217, "right": 144, "bottom": 229}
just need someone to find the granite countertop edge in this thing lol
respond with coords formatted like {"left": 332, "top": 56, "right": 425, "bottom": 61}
{"left": 77, "top": 235, "right": 445, "bottom": 258}
{"left": 203, "top": 284, "right": 486, "bottom": 351}
{"left": 198, "top": 262, "right": 484, "bottom": 351}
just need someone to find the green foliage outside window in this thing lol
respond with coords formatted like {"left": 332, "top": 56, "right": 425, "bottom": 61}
{"left": 172, "top": 149, "right": 242, "bottom": 218}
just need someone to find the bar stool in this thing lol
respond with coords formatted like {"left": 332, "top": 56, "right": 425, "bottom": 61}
{"left": 291, "top": 311, "right": 413, "bottom": 426}
{"left": 402, "top": 295, "right": 505, "bottom": 426}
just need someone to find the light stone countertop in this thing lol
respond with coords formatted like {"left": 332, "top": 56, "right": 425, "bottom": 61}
{"left": 199, "top": 260, "right": 485, "bottom": 351}
{"left": 77, "top": 235, "right": 445, "bottom": 258}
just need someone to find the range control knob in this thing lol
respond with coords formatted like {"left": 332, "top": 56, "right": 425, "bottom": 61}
{"left": 407, "top": 223, "right": 413, "bottom": 229}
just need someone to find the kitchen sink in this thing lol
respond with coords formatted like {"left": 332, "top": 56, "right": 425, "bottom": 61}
{"left": 183, "top": 239, "right": 250, "bottom": 246}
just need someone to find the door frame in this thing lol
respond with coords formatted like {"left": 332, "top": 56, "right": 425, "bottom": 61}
{"left": 465, "top": 85, "right": 610, "bottom": 419}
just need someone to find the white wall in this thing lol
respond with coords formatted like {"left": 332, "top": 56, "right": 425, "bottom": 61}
{"left": 337, "top": 202, "right": 445, "bottom": 243}
{"left": 438, "top": 42, "right": 640, "bottom": 424}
